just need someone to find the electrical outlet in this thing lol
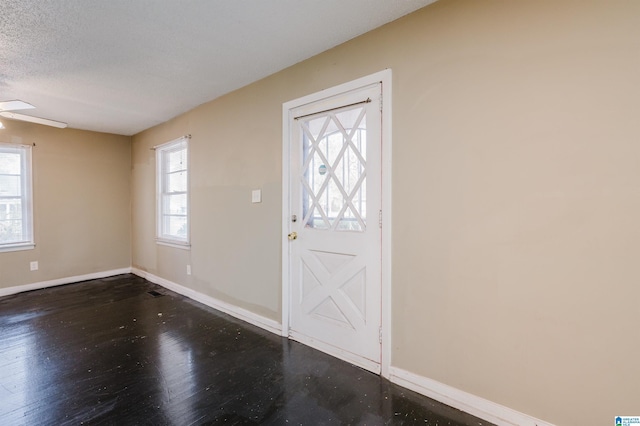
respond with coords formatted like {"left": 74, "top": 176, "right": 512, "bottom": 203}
{"left": 186, "top": 265, "right": 191, "bottom": 275}
{"left": 30, "top": 261, "right": 38, "bottom": 271}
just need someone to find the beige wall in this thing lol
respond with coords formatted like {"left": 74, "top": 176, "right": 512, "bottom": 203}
{"left": 131, "top": 1, "right": 640, "bottom": 424}
{"left": 0, "top": 120, "right": 131, "bottom": 288}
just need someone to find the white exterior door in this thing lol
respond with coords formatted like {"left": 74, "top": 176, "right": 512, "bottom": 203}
{"left": 287, "top": 83, "right": 382, "bottom": 373}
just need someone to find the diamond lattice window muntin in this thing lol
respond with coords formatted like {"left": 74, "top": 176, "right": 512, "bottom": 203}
{"left": 300, "top": 106, "right": 367, "bottom": 232}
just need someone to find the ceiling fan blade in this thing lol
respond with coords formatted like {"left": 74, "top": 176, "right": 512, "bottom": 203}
{"left": 0, "top": 100, "right": 36, "bottom": 111}
{"left": 0, "top": 111, "right": 67, "bottom": 128}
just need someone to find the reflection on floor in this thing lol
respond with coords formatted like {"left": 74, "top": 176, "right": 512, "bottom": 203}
{"left": 0, "top": 274, "right": 493, "bottom": 425}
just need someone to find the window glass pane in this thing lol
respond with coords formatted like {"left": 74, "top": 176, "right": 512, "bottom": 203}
{"left": 308, "top": 206, "right": 329, "bottom": 230}
{"left": 336, "top": 208, "right": 363, "bottom": 231}
{"left": 162, "top": 215, "right": 187, "bottom": 239}
{"left": 0, "top": 219, "right": 23, "bottom": 243}
{"left": 0, "top": 199, "right": 22, "bottom": 220}
{"left": 306, "top": 116, "right": 329, "bottom": 141}
{"left": 167, "top": 170, "right": 187, "bottom": 193}
{"left": 0, "top": 175, "right": 21, "bottom": 196}
{"left": 0, "top": 152, "right": 21, "bottom": 174}
{"left": 334, "top": 108, "right": 362, "bottom": 131}
{"left": 164, "top": 194, "right": 187, "bottom": 215}
{"left": 325, "top": 132, "right": 343, "bottom": 166}
{"left": 167, "top": 147, "right": 187, "bottom": 172}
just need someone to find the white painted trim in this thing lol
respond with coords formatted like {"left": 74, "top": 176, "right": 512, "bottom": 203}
{"left": 281, "top": 69, "right": 393, "bottom": 377}
{"left": 388, "top": 367, "right": 555, "bottom": 426}
{"left": 0, "top": 268, "right": 133, "bottom": 298}
{"left": 0, "top": 243, "right": 35, "bottom": 253}
{"left": 155, "top": 240, "right": 191, "bottom": 250}
{"left": 281, "top": 101, "right": 292, "bottom": 338}
{"left": 132, "top": 268, "right": 282, "bottom": 335}
{"left": 379, "top": 69, "right": 392, "bottom": 379}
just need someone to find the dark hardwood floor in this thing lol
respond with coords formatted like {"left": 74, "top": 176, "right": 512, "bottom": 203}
{"left": 0, "top": 274, "right": 493, "bottom": 425}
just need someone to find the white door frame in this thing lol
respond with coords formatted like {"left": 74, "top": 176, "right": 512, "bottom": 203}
{"left": 281, "top": 69, "right": 392, "bottom": 378}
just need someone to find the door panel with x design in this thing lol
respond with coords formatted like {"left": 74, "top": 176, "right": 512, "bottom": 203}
{"left": 300, "top": 249, "right": 367, "bottom": 330}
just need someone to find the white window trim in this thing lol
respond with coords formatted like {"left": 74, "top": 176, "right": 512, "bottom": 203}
{"left": 155, "top": 136, "right": 190, "bottom": 248}
{"left": 0, "top": 242, "right": 35, "bottom": 253}
{"left": 0, "top": 143, "right": 35, "bottom": 253}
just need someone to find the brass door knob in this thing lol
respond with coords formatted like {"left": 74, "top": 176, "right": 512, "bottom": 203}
{"left": 288, "top": 232, "right": 297, "bottom": 240}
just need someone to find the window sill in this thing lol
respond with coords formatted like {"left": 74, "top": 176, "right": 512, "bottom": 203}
{"left": 0, "top": 243, "right": 35, "bottom": 253}
{"left": 156, "top": 240, "right": 191, "bottom": 250}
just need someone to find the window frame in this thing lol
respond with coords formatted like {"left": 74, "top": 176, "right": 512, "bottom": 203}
{"left": 155, "top": 136, "right": 190, "bottom": 249}
{"left": 0, "top": 143, "right": 35, "bottom": 253}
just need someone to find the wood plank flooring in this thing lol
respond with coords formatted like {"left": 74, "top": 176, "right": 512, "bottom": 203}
{"left": 0, "top": 274, "right": 493, "bottom": 425}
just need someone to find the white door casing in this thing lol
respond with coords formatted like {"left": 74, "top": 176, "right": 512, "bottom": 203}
{"left": 282, "top": 71, "right": 392, "bottom": 376}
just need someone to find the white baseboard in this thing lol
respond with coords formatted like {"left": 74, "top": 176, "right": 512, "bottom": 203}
{"left": 388, "top": 367, "right": 554, "bottom": 426}
{"left": 128, "top": 272, "right": 549, "bottom": 426}
{"left": 131, "top": 268, "right": 282, "bottom": 335}
{"left": 1, "top": 267, "right": 551, "bottom": 426}
{"left": 0, "top": 267, "right": 133, "bottom": 298}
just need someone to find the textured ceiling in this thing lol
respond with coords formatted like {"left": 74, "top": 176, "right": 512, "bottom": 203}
{"left": 0, "top": 0, "right": 435, "bottom": 136}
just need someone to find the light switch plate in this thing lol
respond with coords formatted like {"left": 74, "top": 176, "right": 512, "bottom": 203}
{"left": 251, "top": 189, "right": 262, "bottom": 203}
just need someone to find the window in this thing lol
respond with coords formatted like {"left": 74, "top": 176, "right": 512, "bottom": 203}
{"left": 0, "top": 143, "right": 34, "bottom": 252}
{"left": 156, "top": 136, "right": 189, "bottom": 247}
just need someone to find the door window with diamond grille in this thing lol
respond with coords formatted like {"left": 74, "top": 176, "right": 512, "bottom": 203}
{"left": 301, "top": 106, "right": 368, "bottom": 232}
